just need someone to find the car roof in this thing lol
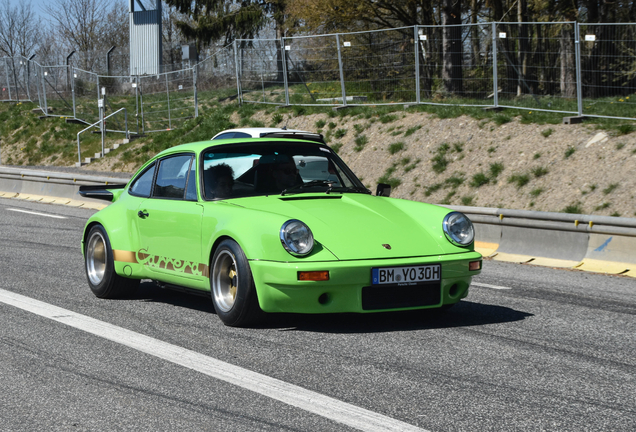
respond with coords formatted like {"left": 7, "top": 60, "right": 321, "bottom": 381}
{"left": 211, "top": 127, "right": 309, "bottom": 139}
{"left": 211, "top": 127, "right": 325, "bottom": 143}
{"left": 155, "top": 137, "right": 330, "bottom": 159}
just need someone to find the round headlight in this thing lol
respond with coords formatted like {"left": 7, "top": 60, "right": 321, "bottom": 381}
{"left": 442, "top": 212, "right": 475, "bottom": 246}
{"left": 280, "top": 220, "right": 314, "bottom": 256}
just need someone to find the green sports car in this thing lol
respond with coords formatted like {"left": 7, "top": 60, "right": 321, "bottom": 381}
{"left": 80, "top": 132, "right": 482, "bottom": 326}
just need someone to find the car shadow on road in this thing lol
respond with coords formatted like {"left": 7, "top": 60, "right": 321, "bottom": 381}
{"left": 131, "top": 282, "right": 532, "bottom": 333}
{"left": 264, "top": 301, "right": 533, "bottom": 333}
{"left": 131, "top": 281, "right": 215, "bottom": 314}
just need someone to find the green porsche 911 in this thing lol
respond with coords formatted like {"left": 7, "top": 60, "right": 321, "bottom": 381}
{"left": 80, "top": 130, "right": 482, "bottom": 326}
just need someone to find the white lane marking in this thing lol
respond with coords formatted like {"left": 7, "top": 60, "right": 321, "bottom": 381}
{"left": 0, "top": 288, "right": 428, "bottom": 432}
{"left": 472, "top": 282, "right": 512, "bottom": 290}
{"left": 7, "top": 208, "right": 67, "bottom": 219}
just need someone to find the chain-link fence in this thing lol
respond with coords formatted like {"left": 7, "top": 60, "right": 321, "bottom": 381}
{"left": 3, "top": 21, "right": 636, "bottom": 133}
{"left": 579, "top": 23, "right": 636, "bottom": 120}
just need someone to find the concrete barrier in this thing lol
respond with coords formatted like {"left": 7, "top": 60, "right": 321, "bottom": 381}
{"left": 447, "top": 205, "right": 636, "bottom": 277}
{"left": 0, "top": 167, "right": 130, "bottom": 210}
{"left": 577, "top": 234, "right": 636, "bottom": 275}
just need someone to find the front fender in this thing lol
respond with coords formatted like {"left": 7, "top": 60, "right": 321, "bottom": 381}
{"left": 201, "top": 202, "right": 338, "bottom": 264}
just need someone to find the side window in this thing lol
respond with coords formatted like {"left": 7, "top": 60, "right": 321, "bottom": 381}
{"left": 213, "top": 132, "right": 235, "bottom": 140}
{"left": 129, "top": 164, "right": 156, "bottom": 197}
{"left": 153, "top": 155, "right": 193, "bottom": 199}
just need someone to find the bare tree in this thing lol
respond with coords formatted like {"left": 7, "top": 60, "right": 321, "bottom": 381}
{"left": 44, "top": 0, "right": 110, "bottom": 69}
{"left": 0, "top": 0, "right": 41, "bottom": 57}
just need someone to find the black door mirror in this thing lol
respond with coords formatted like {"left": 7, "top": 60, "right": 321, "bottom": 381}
{"left": 376, "top": 183, "right": 391, "bottom": 197}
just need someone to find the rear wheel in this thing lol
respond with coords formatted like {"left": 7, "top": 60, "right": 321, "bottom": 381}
{"left": 84, "top": 224, "right": 139, "bottom": 298}
{"left": 211, "top": 239, "right": 261, "bottom": 327}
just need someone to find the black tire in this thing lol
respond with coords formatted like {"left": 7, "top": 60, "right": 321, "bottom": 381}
{"left": 84, "top": 224, "right": 140, "bottom": 299}
{"left": 210, "top": 239, "right": 262, "bottom": 327}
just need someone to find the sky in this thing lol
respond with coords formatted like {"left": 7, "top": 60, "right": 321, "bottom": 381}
{"left": 8, "top": 0, "right": 122, "bottom": 23}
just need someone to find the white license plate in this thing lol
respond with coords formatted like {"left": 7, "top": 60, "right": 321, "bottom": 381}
{"left": 371, "top": 264, "right": 441, "bottom": 285}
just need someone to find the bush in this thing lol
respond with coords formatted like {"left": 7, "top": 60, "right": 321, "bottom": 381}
{"left": 470, "top": 172, "right": 490, "bottom": 188}
{"left": 388, "top": 142, "right": 405, "bottom": 154}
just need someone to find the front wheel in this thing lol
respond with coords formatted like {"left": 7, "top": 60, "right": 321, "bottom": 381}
{"left": 210, "top": 239, "right": 261, "bottom": 327}
{"left": 84, "top": 224, "right": 139, "bottom": 298}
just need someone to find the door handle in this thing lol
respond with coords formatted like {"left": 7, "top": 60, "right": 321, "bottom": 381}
{"left": 138, "top": 210, "right": 149, "bottom": 218}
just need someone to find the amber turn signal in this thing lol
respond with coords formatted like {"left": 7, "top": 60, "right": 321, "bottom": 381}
{"left": 469, "top": 261, "right": 482, "bottom": 271}
{"left": 298, "top": 271, "right": 330, "bottom": 281}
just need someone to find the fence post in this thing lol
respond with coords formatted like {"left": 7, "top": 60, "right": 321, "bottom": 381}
{"left": 71, "top": 66, "right": 76, "bottom": 119}
{"left": 134, "top": 73, "right": 140, "bottom": 135}
{"left": 233, "top": 40, "right": 242, "bottom": 106}
{"left": 574, "top": 22, "right": 583, "bottom": 117}
{"left": 165, "top": 72, "right": 171, "bottom": 130}
{"left": 492, "top": 22, "right": 499, "bottom": 108}
{"left": 281, "top": 37, "right": 290, "bottom": 106}
{"left": 335, "top": 34, "right": 347, "bottom": 106}
{"left": 5, "top": 58, "right": 12, "bottom": 100}
{"left": 414, "top": 26, "right": 420, "bottom": 104}
{"left": 41, "top": 68, "right": 48, "bottom": 114}
{"left": 193, "top": 66, "right": 198, "bottom": 118}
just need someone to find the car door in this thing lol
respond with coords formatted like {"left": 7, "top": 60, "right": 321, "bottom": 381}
{"left": 136, "top": 153, "right": 205, "bottom": 281}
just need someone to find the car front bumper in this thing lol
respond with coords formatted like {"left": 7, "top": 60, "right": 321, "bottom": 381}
{"left": 249, "top": 251, "right": 482, "bottom": 313}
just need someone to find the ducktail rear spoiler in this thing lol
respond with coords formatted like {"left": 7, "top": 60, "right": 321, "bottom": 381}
{"left": 79, "top": 184, "right": 127, "bottom": 202}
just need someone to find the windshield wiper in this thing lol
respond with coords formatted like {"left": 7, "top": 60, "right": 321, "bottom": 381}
{"left": 336, "top": 186, "right": 372, "bottom": 194}
{"left": 281, "top": 180, "right": 333, "bottom": 196}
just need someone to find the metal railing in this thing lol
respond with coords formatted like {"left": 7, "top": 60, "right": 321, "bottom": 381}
{"left": 2, "top": 21, "right": 636, "bottom": 140}
{"left": 77, "top": 108, "right": 128, "bottom": 165}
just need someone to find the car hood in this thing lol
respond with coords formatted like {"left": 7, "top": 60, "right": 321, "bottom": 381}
{"left": 233, "top": 193, "right": 457, "bottom": 260}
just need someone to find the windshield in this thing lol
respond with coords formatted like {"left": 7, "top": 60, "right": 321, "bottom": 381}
{"left": 201, "top": 142, "right": 369, "bottom": 199}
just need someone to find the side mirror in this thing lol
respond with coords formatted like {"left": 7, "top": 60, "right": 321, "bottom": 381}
{"left": 376, "top": 183, "right": 391, "bottom": 197}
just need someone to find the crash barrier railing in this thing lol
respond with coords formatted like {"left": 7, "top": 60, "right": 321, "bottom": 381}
{"left": 446, "top": 205, "right": 636, "bottom": 277}
{"left": 76, "top": 108, "right": 129, "bottom": 166}
{"left": 3, "top": 22, "right": 636, "bottom": 132}
{"left": 0, "top": 167, "right": 634, "bottom": 278}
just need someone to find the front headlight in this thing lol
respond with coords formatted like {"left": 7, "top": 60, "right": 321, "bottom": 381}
{"left": 442, "top": 212, "right": 474, "bottom": 246}
{"left": 280, "top": 220, "right": 314, "bottom": 256}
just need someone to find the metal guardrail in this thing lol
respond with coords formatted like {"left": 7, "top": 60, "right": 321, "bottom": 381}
{"left": 0, "top": 166, "right": 131, "bottom": 186}
{"left": 446, "top": 205, "right": 636, "bottom": 236}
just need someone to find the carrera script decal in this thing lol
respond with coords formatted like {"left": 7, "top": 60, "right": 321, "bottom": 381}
{"left": 113, "top": 249, "right": 209, "bottom": 277}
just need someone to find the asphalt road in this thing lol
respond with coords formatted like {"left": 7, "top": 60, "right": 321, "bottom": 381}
{"left": 1, "top": 198, "right": 635, "bottom": 432}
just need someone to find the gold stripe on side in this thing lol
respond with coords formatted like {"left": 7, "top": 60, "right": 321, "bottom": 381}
{"left": 199, "top": 263, "right": 210, "bottom": 278}
{"left": 113, "top": 250, "right": 138, "bottom": 264}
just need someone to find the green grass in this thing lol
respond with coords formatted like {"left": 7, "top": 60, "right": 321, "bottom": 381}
{"left": 388, "top": 142, "right": 405, "bottom": 154}
{"left": 531, "top": 166, "right": 549, "bottom": 178}
{"left": 489, "top": 162, "right": 504, "bottom": 179}
{"left": 564, "top": 146, "right": 576, "bottom": 158}
{"left": 334, "top": 128, "right": 347, "bottom": 139}
{"left": 330, "top": 143, "right": 343, "bottom": 153}
{"left": 508, "top": 173, "right": 530, "bottom": 189}
{"left": 470, "top": 173, "right": 490, "bottom": 188}
{"left": 563, "top": 203, "right": 583, "bottom": 214}
{"left": 354, "top": 135, "right": 368, "bottom": 152}
{"left": 530, "top": 188, "right": 544, "bottom": 197}
{"left": 404, "top": 125, "right": 422, "bottom": 137}
{"left": 603, "top": 183, "right": 619, "bottom": 195}
{"left": 461, "top": 196, "right": 474, "bottom": 206}
{"left": 541, "top": 128, "right": 553, "bottom": 138}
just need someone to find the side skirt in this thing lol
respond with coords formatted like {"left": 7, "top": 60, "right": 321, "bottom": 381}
{"left": 154, "top": 281, "right": 211, "bottom": 298}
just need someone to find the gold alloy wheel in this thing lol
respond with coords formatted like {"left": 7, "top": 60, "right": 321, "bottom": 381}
{"left": 212, "top": 249, "right": 239, "bottom": 313}
{"left": 86, "top": 231, "right": 107, "bottom": 286}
